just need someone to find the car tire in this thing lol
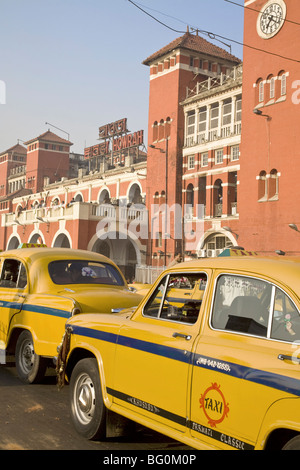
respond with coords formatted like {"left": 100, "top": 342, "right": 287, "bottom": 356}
{"left": 15, "top": 330, "right": 47, "bottom": 384}
{"left": 70, "top": 358, "right": 106, "bottom": 440}
{"left": 282, "top": 435, "right": 300, "bottom": 450}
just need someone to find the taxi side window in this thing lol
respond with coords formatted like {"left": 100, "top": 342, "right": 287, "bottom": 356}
{"left": 271, "top": 288, "right": 300, "bottom": 342}
{"left": 212, "top": 274, "right": 271, "bottom": 337}
{"left": 0, "top": 259, "right": 27, "bottom": 289}
{"left": 143, "top": 273, "right": 207, "bottom": 324}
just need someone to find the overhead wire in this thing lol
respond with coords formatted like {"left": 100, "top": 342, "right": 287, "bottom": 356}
{"left": 224, "top": 0, "right": 300, "bottom": 27}
{"left": 128, "top": 0, "right": 233, "bottom": 50}
{"left": 127, "top": 0, "right": 300, "bottom": 64}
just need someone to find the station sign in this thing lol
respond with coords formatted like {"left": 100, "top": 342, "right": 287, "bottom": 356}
{"left": 84, "top": 118, "right": 144, "bottom": 160}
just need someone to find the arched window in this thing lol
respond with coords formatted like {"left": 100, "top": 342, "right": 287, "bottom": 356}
{"left": 277, "top": 71, "right": 287, "bottom": 99}
{"left": 281, "top": 73, "right": 287, "bottom": 96}
{"left": 267, "top": 74, "right": 275, "bottom": 100}
{"left": 259, "top": 80, "right": 264, "bottom": 103}
{"left": 158, "top": 119, "right": 165, "bottom": 141}
{"left": 203, "top": 233, "right": 233, "bottom": 257}
{"left": 99, "top": 189, "right": 110, "bottom": 204}
{"left": 268, "top": 169, "right": 279, "bottom": 200}
{"left": 152, "top": 121, "right": 158, "bottom": 142}
{"left": 128, "top": 183, "right": 142, "bottom": 204}
{"left": 214, "top": 179, "right": 223, "bottom": 217}
{"left": 165, "top": 117, "right": 171, "bottom": 139}
{"left": 74, "top": 193, "right": 83, "bottom": 202}
{"left": 185, "top": 183, "right": 193, "bottom": 216}
{"left": 186, "top": 184, "right": 194, "bottom": 206}
{"left": 258, "top": 170, "right": 267, "bottom": 201}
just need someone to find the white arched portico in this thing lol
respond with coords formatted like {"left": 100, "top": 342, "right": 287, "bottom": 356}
{"left": 27, "top": 229, "right": 46, "bottom": 245}
{"left": 197, "top": 229, "right": 236, "bottom": 257}
{"left": 97, "top": 187, "right": 111, "bottom": 204}
{"left": 88, "top": 226, "right": 146, "bottom": 281}
{"left": 52, "top": 229, "right": 72, "bottom": 248}
{"left": 6, "top": 234, "right": 21, "bottom": 250}
{"left": 127, "top": 181, "right": 143, "bottom": 204}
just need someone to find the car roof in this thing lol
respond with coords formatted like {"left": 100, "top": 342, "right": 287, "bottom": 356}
{"left": 0, "top": 248, "right": 124, "bottom": 293}
{"left": 1, "top": 247, "right": 113, "bottom": 264}
{"left": 166, "top": 256, "right": 300, "bottom": 296}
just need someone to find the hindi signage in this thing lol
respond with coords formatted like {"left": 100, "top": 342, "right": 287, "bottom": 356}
{"left": 84, "top": 118, "right": 144, "bottom": 160}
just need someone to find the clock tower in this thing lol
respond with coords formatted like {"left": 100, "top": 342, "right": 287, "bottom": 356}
{"left": 238, "top": 0, "right": 300, "bottom": 255}
{"left": 256, "top": 0, "right": 286, "bottom": 39}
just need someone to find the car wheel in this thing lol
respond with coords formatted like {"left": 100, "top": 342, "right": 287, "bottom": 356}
{"left": 15, "top": 330, "right": 47, "bottom": 384}
{"left": 282, "top": 435, "right": 300, "bottom": 450}
{"left": 70, "top": 358, "right": 106, "bottom": 440}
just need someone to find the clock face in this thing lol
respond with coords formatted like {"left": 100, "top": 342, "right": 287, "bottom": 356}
{"left": 257, "top": 1, "right": 286, "bottom": 39}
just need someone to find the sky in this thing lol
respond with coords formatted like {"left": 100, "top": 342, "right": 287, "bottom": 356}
{"left": 0, "top": 0, "right": 244, "bottom": 154}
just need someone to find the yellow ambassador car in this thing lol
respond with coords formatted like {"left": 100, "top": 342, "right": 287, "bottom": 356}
{"left": 0, "top": 245, "right": 142, "bottom": 384}
{"left": 59, "top": 254, "right": 300, "bottom": 450}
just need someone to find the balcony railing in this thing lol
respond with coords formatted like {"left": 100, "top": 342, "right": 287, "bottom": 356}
{"left": 185, "top": 121, "right": 241, "bottom": 148}
{"left": 186, "top": 64, "right": 243, "bottom": 100}
{"left": 3, "top": 201, "right": 148, "bottom": 227}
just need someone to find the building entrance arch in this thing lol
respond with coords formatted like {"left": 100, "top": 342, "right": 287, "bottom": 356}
{"left": 6, "top": 235, "right": 20, "bottom": 250}
{"left": 52, "top": 233, "right": 71, "bottom": 248}
{"left": 89, "top": 233, "right": 142, "bottom": 282}
{"left": 198, "top": 231, "right": 235, "bottom": 258}
{"left": 28, "top": 232, "right": 45, "bottom": 244}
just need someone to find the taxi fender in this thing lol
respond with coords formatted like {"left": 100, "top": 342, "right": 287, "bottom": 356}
{"left": 256, "top": 396, "right": 300, "bottom": 449}
{"left": 66, "top": 339, "right": 114, "bottom": 410}
{"left": 9, "top": 294, "right": 76, "bottom": 357}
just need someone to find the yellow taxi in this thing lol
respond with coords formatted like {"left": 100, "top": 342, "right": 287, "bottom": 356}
{"left": 58, "top": 253, "right": 300, "bottom": 450}
{"left": 0, "top": 245, "right": 142, "bottom": 384}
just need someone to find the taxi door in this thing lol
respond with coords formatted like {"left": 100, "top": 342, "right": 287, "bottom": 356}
{"left": 189, "top": 272, "right": 300, "bottom": 450}
{"left": 111, "top": 271, "right": 210, "bottom": 433}
{"left": 0, "top": 258, "right": 27, "bottom": 345}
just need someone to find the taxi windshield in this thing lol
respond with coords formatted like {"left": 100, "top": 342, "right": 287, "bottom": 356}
{"left": 48, "top": 260, "right": 125, "bottom": 286}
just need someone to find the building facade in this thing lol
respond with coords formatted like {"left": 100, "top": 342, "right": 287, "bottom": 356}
{"left": 238, "top": 0, "right": 300, "bottom": 255}
{"left": 181, "top": 64, "right": 242, "bottom": 257}
{"left": 143, "top": 30, "right": 241, "bottom": 267}
{"left": 0, "top": 124, "right": 147, "bottom": 281}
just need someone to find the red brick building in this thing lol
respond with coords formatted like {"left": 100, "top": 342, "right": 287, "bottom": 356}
{"left": 238, "top": 0, "right": 300, "bottom": 254}
{"left": 24, "top": 131, "right": 72, "bottom": 194}
{"left": 143, "top": 30, "right": 241, "bottom": 264}
{"left": 181, "top": 64, "right": 242, "bottom": 257}
{"left": 0, "top": 127, "right": 147, "bottom": 280}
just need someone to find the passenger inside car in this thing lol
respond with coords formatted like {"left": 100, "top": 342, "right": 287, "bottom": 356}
{"left": 48, "top": 260, "right": 125, "bottom": 286}
{"left": 212, "top": 274, "right": 271, "bottom": 337}
{"left": 68, "top": 262, "right": 84, "bottom": 283}
{"left": 50, "top": 262, "right": 71, "bottom": 284}
{"left": 0, "top": 259, "right": 21, "bottom": 288}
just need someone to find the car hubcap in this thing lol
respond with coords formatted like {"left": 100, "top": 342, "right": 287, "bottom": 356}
{"left": 20, "top": 339, "right": 34, "bottom": 374}
{"left": 74, "top": 373, "right": 96, "bottom": 425}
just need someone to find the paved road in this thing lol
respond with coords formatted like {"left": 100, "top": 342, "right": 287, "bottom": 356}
{"left": 0, "top": 359, "right": 192, "bottom": 451}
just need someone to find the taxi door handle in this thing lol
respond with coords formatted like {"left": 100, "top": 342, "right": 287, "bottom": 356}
{"left": 278, "top": 354, "right": 300, "bottom": 364}
{"left": 173, "top": 332, "right": 192, "bottom": 341}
